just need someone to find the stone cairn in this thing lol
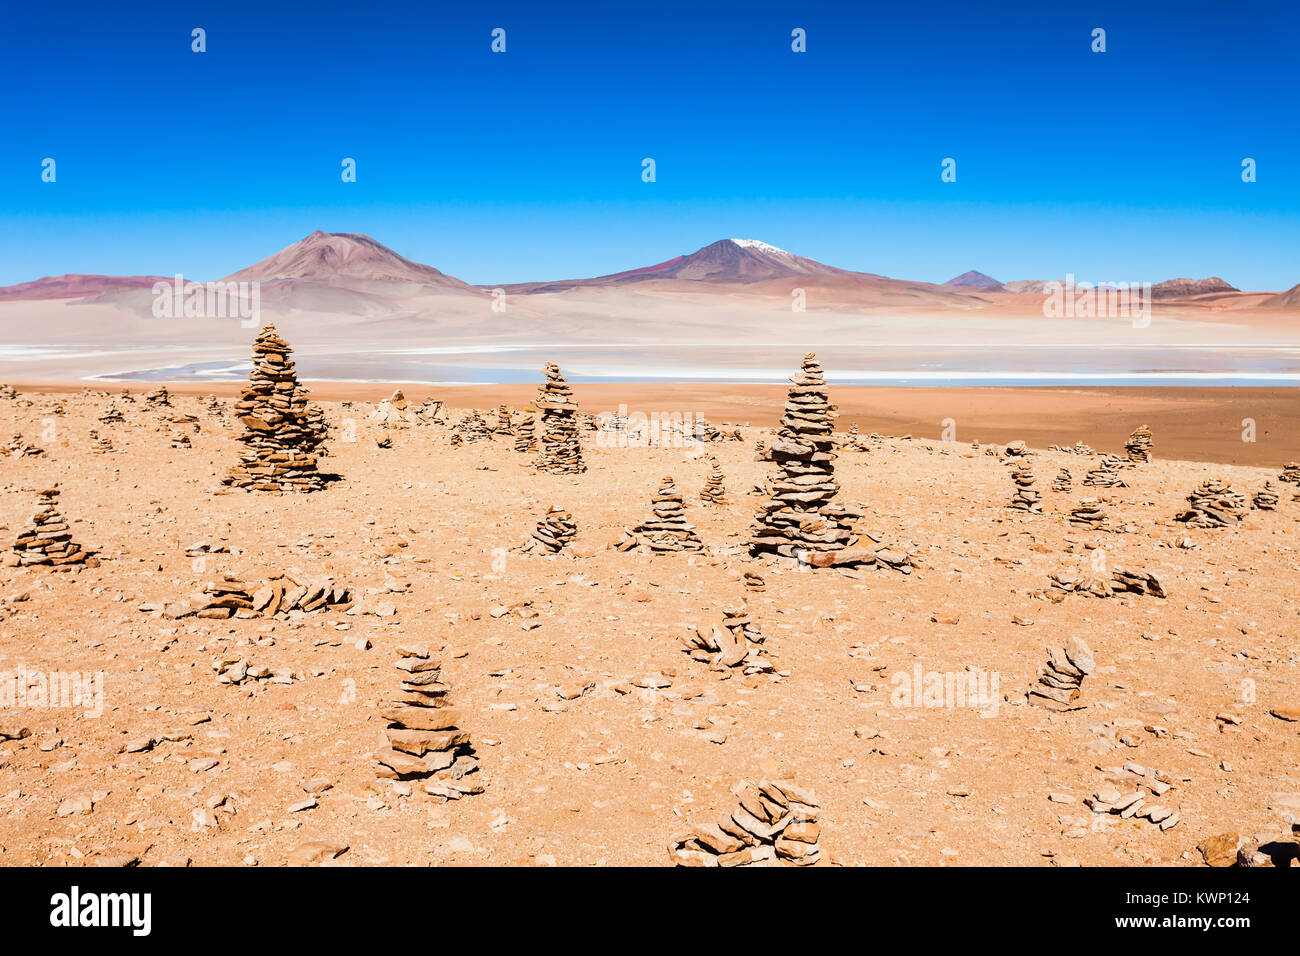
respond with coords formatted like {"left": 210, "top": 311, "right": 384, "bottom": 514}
{"left": 98, "top": 404, "right": 124, "bottom": 424}
{"left": 1027, "top": 637, "right": 1094, "bottom": 711}
{"left": 205, "top": 394, "right": 225, "bottom": 417}
{"left": 518, "top": 506, "right": 577, "bottom": 555}
{"left": 493, "top": 404, "right": 514, "bottom": 436}
{"left": 1052, "top": 468, "right": 1072, "bottom": 493}
{"left": 1087, "top": 778, "right": 1179, "bottom": 832}
{"left": 616, "top": 476, "right": 704, "bottom": 552}
{"left": 11, "top": 487, "right": 91, "bottom": 569}
{"left": 7, "top": 434, "right": 44, "bottom": 458}
{"left": 1084, "top": 456, "right": 1128, "bottom": 488}
{"left": 1125, "top": 425, "right": 1153, "bottom": 463}
{"left": 1068, "top": 498, "right": 1107, "bottom": 530}
{"left": 1277, "top": 462, "right": 1300, "bottom": 486}
{"left": 1008, "top": 465, "right": 1041, "bottom": 513}
{"left": 514, "top": 414, "right": 537, "bottom": 453}
{"left": 1111, "top": 566, "right": 1167, "bottom": 598}
{"left": 222, "top": 324, "right": 329, "bottom": 493}
{"left": 1253, "top": 482, "right": 1279, "bottom": 511}
{"left": 669, "top": 780, "right": 822, "bottom": 867}
{"left": 170, "top": 430, "right": 192, "bottom": 449}
{"left": 1176, "top": 479, "right": 1247, "bottom": 528}
{"left": 0, "top": 384, "right": 15, "bottom": 400}
{"left": 748, "top": 354, "right": 862, "bottom": 563}
{"left": 533, "top": 363, "right": 585, "bottom": 474}
{"left": 680, "top": 604, "right": 774, "bottom": 675}
{"left": 144, "top": 385, "right": 171, "bottom": 408}
{"left": 1048, "top": 566, "right": 1164, "bottom": 601}
{"left": 743, "top": 570, "right": 766, "bottom": 593}
{"left": 700, "top": 457, "right": 728, "bottom": 505}
{"left": 375, "top": 648, "right": 484, "bottom": 801}
{"left": 453, "top": 410, "right": 493, "bottom": 444}
{"left": 87, "top": 430, "right": 114, "bottom": 454}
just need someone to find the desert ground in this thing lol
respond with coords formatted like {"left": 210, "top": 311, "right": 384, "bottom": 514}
{"left": 0, "top": 373, "right": 1297, "bottom": 867}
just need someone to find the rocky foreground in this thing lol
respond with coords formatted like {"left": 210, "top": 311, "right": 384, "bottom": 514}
{"left": 0, "top": 384, "right": 1297, "bottom": 867}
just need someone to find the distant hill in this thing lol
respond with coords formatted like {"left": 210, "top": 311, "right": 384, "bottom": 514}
{"left": 944, "top": 270, "right": 1004, "bottom": 291}
{"left": 220, "top": 231, "right": 471, "bottom": 290}
{"left": 0, "top": 274, "right": 173, "bottom": 301}
{"left": 1151, "top": 277, "right": 1239, "bottom": 299}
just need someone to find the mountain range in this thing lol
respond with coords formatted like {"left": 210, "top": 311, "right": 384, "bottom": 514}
{"left": 2, "top": 231, "right": 1295, "bottom": 309}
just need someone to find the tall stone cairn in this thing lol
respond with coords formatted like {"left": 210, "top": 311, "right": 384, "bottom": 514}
{"left": 1125, "top": 425, "right": 1153, "bottom": 463}
{"left": 700, "top": 457, "right": 728, "bottom": 505}
{"left": 1252, "top": 482, "right": 1279, "bottom": 511}
{"left": 375, "top": 647, "right": 485, "bottom": 800}
{"left": 1052, "top": 468, "right": 1072, "bottom": 493}
{"left": 493, "top": 404, "right": 514, "bottom": 436}
{"left": 222, "top": 324, "right": 329, "bottom": 493}
{"left": 1028, "top": 637, "right": 1094, "bottom": 711}
{"left": 749, "top": 354, "right": 860, "bottom": 560}
{"left": 12, "top": 487, "right": 90, "bottom": 569}
{"left": 533, "top": 363, "right": 585, "bottom": 474}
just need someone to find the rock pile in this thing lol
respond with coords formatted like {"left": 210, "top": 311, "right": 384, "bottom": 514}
{"left": 1083, "top": 457, "right": 1128, "bottom": 487}
{"left": 1125, "top": 425, "right": 1153, "bottom": 463}
{"left": 1277, "top": 462, "right": 1300, "bottom": 485}
{"left": 1052, "top": 468, "right": 1072, "bottom": 493}
{"left": 205, "top": 395, "right": 225, "bottom": 417}
{"left": 1111, "top": 566, "right": 1167, "bottom": 598}
{"left": 1087, "top": 767, "right": 1180, "bottom": 831}
{"left": 7, "top": 434, "right": 44, "bottom": 458}
{"left": 749, "top": 353, "right": 862, "bottom": 562}
{"left": 144, "top": 385, "right": 171, "bottom": 407}
{"left": 616, "top": 477, "right": 704, "bottom": 552}
{"left": 1003, "top": 440, "right": 1030, "bottom": 461}
{"left": 514, "top": 414, "right": 537, "bottom": 453}
{"left": 518, "top": 506, "right": 577, "bottom": 555}
{"left": 1048, "top": 567, "right": 1165, "bottom": 601}
{"left": 700, "top": 457, "right": 727, "bottom": 505}
{"left": 170, "top": 430, "right": 191, "bottom": 449}
{"left": 453, "top": 410, "right": 492, "bottom": 444}
{"left": 1176, "top": 479, "right": 1247, "bottom": 528}
{"left": 222, "top": 324, "right": 330, "bottom": 493}
{"left": 1252, "top": 482, "right": 1279, "bottom": 511}
{"left": 98, "top": 404, "right": 124, "bottom": 424}
{"left": 1027, "top": 637, "right": 1094, "bottom": 710}
{"left": 533, "top": 363, "right": 585, "bottom": 474}
{"left": 1009, "top": 465, "right": 1041, "bottom": 513}
{"left": 680, "top": 604, "right": 774, "bottom": 675}
{"left": 493, "top": 404, "right": 514, "bottom": 435}
{"left": 669, "top": 780, "right": 822, "bottom": 867}
{"left": 0, "top": 385, "right": 15, "bottom": 400}
{"left": 154, "top": 574, "right": 355, "bottom": 620}
{"left": 743, "top": 570, "right": 766, "bottom": 593}
{"left": 1068, "top": 498, "right": 1107, "bottom": 529}
{"left": 87, "top": 430, "right": 114, "bottom": 454}
{"left": 11, "top": 487, "right": 92, "bottom": 569}
{"left": 375, "top": 648, "right": 485, "bottom": 800}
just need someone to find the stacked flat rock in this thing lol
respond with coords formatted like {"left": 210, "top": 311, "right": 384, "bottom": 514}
{"left": 375, "top": 648, "right": 484, "bottom": 800}
{"left": 170, "top": 430, "right": 191, "bottom": 449}
{"left": 369, "top": 391, "right": 412, "bottom": 429}
{"left": 454, "top": 410, "right": 492, "bottom": 443}
{"left": 164, "top": 574, "right": 354, "bottom": 620}
{"left": 700, "top": 457, "right": 728, "bottom": 505}
{"left": 222, "top": 324, "right": 329, "bottom": 493}
{"left": 669, "top": 780, "right": 822, "bottom": 867}
{"left": 1125, "top": 425, "right": 1153, "bottom": 463}
{"left": 749, "top": 354, "right": 861, "bottom": 561}
{"left": 1009, "top": 465, "right": 1042, "bottom": 513}
{"left": 144, "top": 385, "right": 171, "bottom": 407}
{"left": 1084, "top": 457, "right": 1128, "bottom": 487}
{"left": 414, "top": 398, "right": 444, "bottom": 423}
{"left": 376, "top": 432, "right": 392, "bottom": 449}
{"left": 0, "top": 385, "right": 15, "bottom": 400}
{"left": 680, "top": 604, "right": 773, "bottom": 675}
{"left": 1176, "top": 479, "right": 1248, "bottom": 528}
{"left": 1052, "top": 468, "right": 1072, "bottom": 493}
{"left": 87, "top": 430, "right": 114, "bottom": 454}
{"left": 533, "top": 363, "right": 585, "bottom": 473}
{"left": 1003, "top": 440, "right": 1030, "bottom": 461}
{"left": 12, "top": 488, "right": 90, "bottom": 569}
{"left": 1028, "top": 637, "right": 1094, "bottom": 711}
{"left": 205, "top": 395, "right": 225, "bottom": 417}
{"left": 617, "top": 476, "right": 704, "bottom": 552}
{"left": 1110, "top": 566, "right": 1167, "bottom": 598}
{"left": 98, "top": 404, "right": 124, "bottom": 424}
{"left": 1068, "top": 498, "right": 1107, "bottom": 529}
{"left": 519, "top": 506, "right": 577, "bottom": 555}
{"left": 1047, "top": 571, "right": 1113, "bottom": 600}
{"left": 118, "top": 387, "right": 135, "bottom": 403}
{"left": 7, "top": 434, "right": 44, "bottom": 458}
{"left": 493, "top": 404, "right": 514, "bottom": 435}
{"left": 514, "top": 414, "right": 537, "bottom": 453}
{"left": 1252, "top": 482, "right": 1279, "bottom": 511}
{"left": 743, "top": 570, "right": 766, "bottom": 592}
{"left": 1277, "top": 462, "right": 1300, "bottom": 485}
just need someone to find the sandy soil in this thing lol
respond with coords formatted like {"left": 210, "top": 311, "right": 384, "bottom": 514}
{"left": 0, "top": 384, "right": 1296, "bottom": 867}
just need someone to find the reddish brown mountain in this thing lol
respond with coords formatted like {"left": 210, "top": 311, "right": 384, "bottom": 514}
{"left": 944, "top": 270, "right": 1004, "bottom": 291}
{"left": 220, "top": 231, "right": 471, "bottom": 289}
{"left": 0, "top": 274, "right": 174, "bottom": 301}
{"left": 1151, "top": 277, "right": 1239, "bottom": 299}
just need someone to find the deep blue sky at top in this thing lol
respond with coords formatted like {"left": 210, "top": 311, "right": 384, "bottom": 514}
{"left": 1, "top": 0, "right": 1297, "bottom": 287}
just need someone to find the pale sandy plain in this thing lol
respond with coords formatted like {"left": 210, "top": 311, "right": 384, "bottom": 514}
{"left": 0, "top": 384, "right": 1297, "bottom": 866}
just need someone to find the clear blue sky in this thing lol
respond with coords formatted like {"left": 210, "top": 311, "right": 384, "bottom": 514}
{"left": 1, "top": 0, "right": 1297, "bottom": 288}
